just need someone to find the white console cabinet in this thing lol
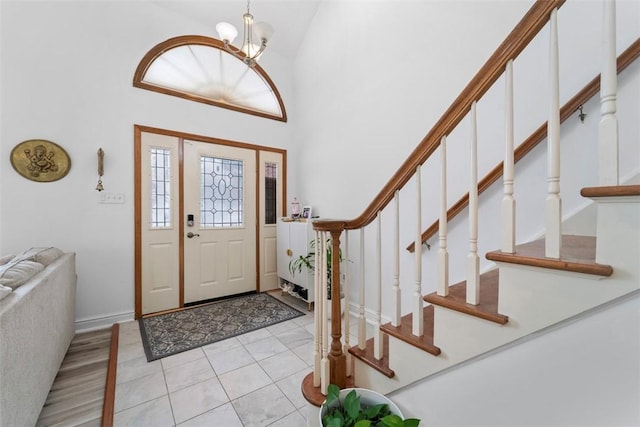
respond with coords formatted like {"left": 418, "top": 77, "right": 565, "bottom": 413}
{"left": 277, "top": 218, "right": 316, "bottom": 309}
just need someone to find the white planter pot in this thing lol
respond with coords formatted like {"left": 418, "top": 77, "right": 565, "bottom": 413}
{"left": 319, "top": 388, "right": 403, "bottom": 426}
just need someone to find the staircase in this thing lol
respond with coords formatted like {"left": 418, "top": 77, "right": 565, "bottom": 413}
{"left": 351, "top": 205, "right": 639, "bottom": 395}
{"left": 302, "top": 0, "right": 640, "bottom": 422}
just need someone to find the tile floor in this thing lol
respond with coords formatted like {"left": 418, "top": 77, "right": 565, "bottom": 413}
{"left": 113, "top": 292, "right": 358, "bottom": 427}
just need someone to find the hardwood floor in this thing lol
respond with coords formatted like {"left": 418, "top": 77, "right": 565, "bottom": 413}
{"left": 36, "top": 327, "right": 113, "bottom": 427}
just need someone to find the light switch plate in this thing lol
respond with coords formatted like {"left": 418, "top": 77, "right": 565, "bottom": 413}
{"left": 98, "top": 192, "right": 125, "bottom": 204}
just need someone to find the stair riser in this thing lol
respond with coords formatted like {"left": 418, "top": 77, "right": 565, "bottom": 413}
{"left": 497, "top": 266, "right": 638, "bottom": 338}
{"left": 353, "top": 307, "right": 509, "bottom": 394}
{"left": 352, "top": 334, "right": 450, "bottom": 394}
{"left": 432, "top": 306, "right": 510, "bottom": 360}
{"left": 593, "top": 197, "right": 640, "bottom": 270}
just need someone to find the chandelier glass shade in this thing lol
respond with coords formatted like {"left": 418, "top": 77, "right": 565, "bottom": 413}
{"left": 216, "top": 1, "right": 274, "bottom": 67}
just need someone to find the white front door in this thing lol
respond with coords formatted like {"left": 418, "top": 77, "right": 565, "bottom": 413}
{"left": 183, "top": 140, "right": 257, "bottom": 303}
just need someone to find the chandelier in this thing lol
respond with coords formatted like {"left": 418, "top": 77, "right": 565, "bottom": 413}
{"left": 216, "top": 0, "right": 274, "bottom": 67}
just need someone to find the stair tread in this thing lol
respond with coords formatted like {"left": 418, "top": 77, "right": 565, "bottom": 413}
{"left": 348, "top": 335, "right": 395, "bottom": 378}
{"left": 380, "top": 305, "right": 441, "bottom": 355}
{"left": 581, "top": 184, "right": 640, "bottom": 198}
{"left": 424, "top": 269, "right": 509, "bottom": 324}
{"left": 486, "top": 235, "right": 613, "bottom": 276}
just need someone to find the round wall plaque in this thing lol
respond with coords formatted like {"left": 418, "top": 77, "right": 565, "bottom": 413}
{"left": 10, "top": 139, "right": 71, "bottom": 182}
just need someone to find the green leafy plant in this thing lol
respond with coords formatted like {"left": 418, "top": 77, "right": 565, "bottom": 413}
{"left": 289, "top": 238, "right": 343, "bottom": 299}
{"left": 322, "top": 384, "right": 420, "bottom": 427}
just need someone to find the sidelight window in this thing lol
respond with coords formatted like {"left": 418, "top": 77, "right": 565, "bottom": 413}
{"left": 150, "top": 147, "right": 172, "bottom": 228}
{"left": 264, "top": 162, "right": 277, "bottom": 225}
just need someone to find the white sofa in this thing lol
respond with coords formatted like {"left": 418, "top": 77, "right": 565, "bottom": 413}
{"left": 0, "top": 250, "right": 76, "bottom": 427}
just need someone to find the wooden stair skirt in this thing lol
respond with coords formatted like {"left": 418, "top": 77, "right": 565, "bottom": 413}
{"left": 350, "top": 234, "right": 613, "bottom": 379}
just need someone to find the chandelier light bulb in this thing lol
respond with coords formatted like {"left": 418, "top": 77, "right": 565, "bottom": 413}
{"left": 242, "top": 43, "right": 262, "bottom": 58}
{"left": 253, "top": 21, "right": 274, "bottom": 43}
{"left": 216, "top": 22, "right": 238, "bottom": 44}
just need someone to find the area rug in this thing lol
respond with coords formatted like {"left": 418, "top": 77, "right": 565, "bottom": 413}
{"left": 139, "top": 292, "right": 305, "bottom": 361}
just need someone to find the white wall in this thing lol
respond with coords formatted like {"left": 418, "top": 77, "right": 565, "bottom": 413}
{"left": 291, "top": 0, "right": 536, "bottom": 218}
{"left": 0, "top": 1, "right": 294, "bottom": 327}
{"left": 292, "top": 0, "right": 639, "bottom": 219}
{"left": 389, "top": 292, "right": 640, "bottom": 426}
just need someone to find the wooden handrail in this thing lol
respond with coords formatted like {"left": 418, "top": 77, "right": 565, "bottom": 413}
{"left": 407, "top": 38, "right": 640, "bottom": 252}
{"left": 312, "top": 0, "right": 565, "bottom": 235}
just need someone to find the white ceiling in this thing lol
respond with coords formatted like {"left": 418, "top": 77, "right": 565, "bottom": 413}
{"left": 151, "top": 0, "right": 322, "bottom": 60}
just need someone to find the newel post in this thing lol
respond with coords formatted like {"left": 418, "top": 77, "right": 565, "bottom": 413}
{"left": 315, "top": 220, "right": 347, "bottom": 389}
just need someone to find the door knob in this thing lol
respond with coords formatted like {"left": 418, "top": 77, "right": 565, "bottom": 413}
{"left": 186, "top": 232, "right": 200, "bottom": 238}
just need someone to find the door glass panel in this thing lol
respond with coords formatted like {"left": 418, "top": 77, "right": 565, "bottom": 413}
{"left": 201, "top": 156, "right": 244, "bottom": 227}
{"left": 265, "top": 162, "right": 277, "bottom": 225}
{"left": 150, "top": 147, "right": 171, "bottom": 228}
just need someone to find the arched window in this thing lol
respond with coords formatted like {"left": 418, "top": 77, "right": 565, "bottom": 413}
{"left": 133, "top": 35, "right": 287, "bottom": 122}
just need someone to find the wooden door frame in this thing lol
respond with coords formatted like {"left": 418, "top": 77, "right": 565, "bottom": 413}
{"left": 134, "top": 124, "right": 287, "bottom": 319}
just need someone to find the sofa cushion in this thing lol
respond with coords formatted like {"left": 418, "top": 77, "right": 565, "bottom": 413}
{"left": 0, "top": 260, "right": 45, "bottom": 290}
{"left": 0, "top": 255, "right": 15, "bottom": 266}
{"left": 0, "top": 284, "right": 11, "bottom": 301}
{"left": 32, "top": 247, "right": 64, "bottom": 266}
{"left": 14, "top": 247, "right": 64, "bottom": 266}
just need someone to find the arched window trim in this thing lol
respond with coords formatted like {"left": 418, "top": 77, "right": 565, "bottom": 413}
{"left": 133, "top": 35, "right": 287, "bottom": 122}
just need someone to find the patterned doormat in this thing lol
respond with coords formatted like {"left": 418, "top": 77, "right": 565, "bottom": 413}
{"left": 139, "top": 292, "right": 305, "bottom": 361}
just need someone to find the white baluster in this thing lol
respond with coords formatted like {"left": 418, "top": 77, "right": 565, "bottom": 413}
{"left": 502, "top": 60, "right": 516, "bottom": 254}
{"left": 392, "top": 190, "right": 401, "bottom": 327}
{"left": 374, "top": 212, "right": 383, "bottom": 360}
{"left": 599, "top": 0, "right": 619, "bottom": 185}
{"left": 343, "top": 230, "right": 352, "bottom": 377}
{"left": 413, "top": 165, "right": 424, "bottom": 337}
{"left": 358, "top": 229, "right": 366, "bottom": 350}
{"left": 467, "top": 104, "right": 480, "bottom": 305}
{"left": 546, "top": 8, "right": 562, "bottom": 259}
{"left": 320, "top": 232, "right": 329, "bottom": 395}
{"left": 437, "top": 137, "right": 449, "bottom": 297}
{"left": 313, "top": 230, "right": 321, "bottom": 387}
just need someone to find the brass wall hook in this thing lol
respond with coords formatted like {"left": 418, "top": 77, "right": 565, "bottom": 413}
{"left": 96, "top": 148, "right": 104, "bottom": 191}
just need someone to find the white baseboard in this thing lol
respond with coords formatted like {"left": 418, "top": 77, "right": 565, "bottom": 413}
{"left": 75, "top": 310, "right": 135, "bottom": 333}
{"left": 346, "top": 301, "right": 391, "bottom": 325}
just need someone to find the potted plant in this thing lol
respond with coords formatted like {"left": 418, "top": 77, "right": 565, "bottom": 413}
{"left": 320, "top": 384, "right": 420, "bottom": 427}
{"left": 289, "top": 238, "right": 343, "bottom": 301}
